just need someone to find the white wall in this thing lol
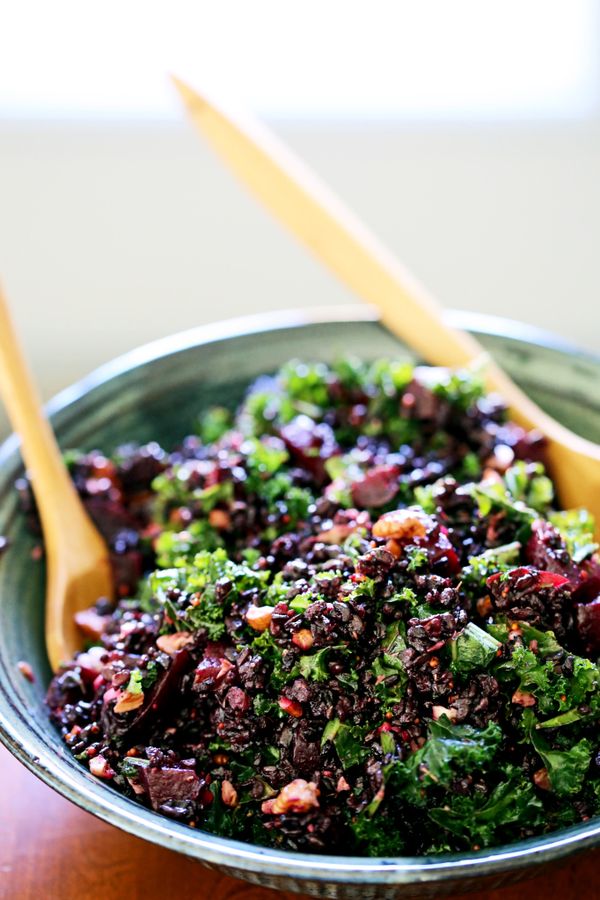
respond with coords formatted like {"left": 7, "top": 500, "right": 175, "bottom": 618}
{"left": 1, "top": 119, "right": 599, "bottom": 438}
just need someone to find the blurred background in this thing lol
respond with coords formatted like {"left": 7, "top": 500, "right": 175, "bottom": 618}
{"left": 1, "top": 0, "right": 599, "bottom": 438}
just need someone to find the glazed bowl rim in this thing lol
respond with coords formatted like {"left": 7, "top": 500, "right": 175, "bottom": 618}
{"left": 1, "top": 305, "right": 599, "bottom": 887}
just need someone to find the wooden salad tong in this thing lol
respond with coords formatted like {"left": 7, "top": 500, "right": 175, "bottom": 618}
{"left": 171, "top": 76, "right": 600, "bottom": 526}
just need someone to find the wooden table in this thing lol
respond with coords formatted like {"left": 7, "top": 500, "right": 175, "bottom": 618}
{"left": 1, "top": 743, "right": 598, "bottom": 900}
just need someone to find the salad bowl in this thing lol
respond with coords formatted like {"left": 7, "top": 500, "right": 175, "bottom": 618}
{"left": 1, "top": 306, "right": 599, "bottom": 899}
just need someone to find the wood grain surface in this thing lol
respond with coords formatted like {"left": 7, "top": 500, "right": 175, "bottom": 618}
{"left": 1, "top": 743, "right": 598, "bottom": 900}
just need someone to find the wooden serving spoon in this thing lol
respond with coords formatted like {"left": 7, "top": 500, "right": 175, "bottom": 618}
{"left": 0, "top": 286, "right": 113, "bottom": 671}
{"left": 171, "top": 76, "right": 600, "bottom": 528}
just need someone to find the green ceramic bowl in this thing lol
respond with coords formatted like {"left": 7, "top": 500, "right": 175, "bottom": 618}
{"left": 1, "top": 308, "right": 600, "bottom": 899}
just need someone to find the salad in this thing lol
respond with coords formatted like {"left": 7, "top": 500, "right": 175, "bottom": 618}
{"left": 39, "top": 358, "right": 600, "bottom": 855}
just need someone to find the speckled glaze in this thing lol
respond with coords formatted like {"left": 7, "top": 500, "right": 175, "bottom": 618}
{"left": 1, "top": 308, "right": 600, "bottom": 899}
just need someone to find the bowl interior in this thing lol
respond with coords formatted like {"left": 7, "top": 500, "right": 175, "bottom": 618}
{"left": 1, "top": 309, "right": 600, "bottom": 895}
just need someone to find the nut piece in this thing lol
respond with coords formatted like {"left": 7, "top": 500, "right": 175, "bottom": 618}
{"left": 113, "top": 689, "right": 145, "bottom": 714}
{"left": 17, "top": 660, "right": 35, "bottom": 683}
{"left": 245, "top": 604, "right": 275, "bottom": 632}
{"left": 432, "top": 705, "right": 457, "bottom": 722}
{"left": 271, "top": 779, "right": 320, "bottom": 815}
{"left": 292, "top": 629, "right": 314, "bottom": 650}
{"left": 208, "top": 508, "right": 232, "bottom": 530}
{"left": 372, "top": 507, "right": 434, "bottom": 541}
{"left": 221, "top": 779, "right": 238, "bottom": 807}
{"left": 511, "top": 689, "right": 536, "bottom": 707}
{"left": 533, "top": 767, "right": 551, "bottom": 791}
{"left": 89, "top": 754, "right": 115, "bottom": 779}
{"left": 315, "top": 512, "right": 369, "bottom": 545}
{"left": 156, "top": 631, "right": 195, "bottom": 655}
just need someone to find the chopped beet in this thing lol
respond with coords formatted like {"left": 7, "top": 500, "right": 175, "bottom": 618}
{"left": 575, "top": 598, "right": 600, "bottom": 655}
{"left": 102, "top": 649, "right": 193, "bottom": 742}
{"left": 83, "top": 497, "right": 140, "bottom": 544}
{"left": 351, "top": 465, "right": 400, "bottom": 508}
{"left": 414, "top": 525, "right": 461, "bottom": 575}
{"left": 403, "top": 375, "right": 449, "bottom": 423}
{"left": 140, "top": 766, "right": 202, "bottom": 811}
{"left": 279, "top": 416, "right": 339, "bottom": 484}
{"left": 110, "top": 549, "right": 144, "bottom": 596}
{"left": 117, "top": 442, "right": 167, "bottom": 494}
{"left": 525, "top": 520, "right": 579, "bottom": 583}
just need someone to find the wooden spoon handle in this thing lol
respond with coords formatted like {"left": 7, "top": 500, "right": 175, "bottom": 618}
{"left": 171, "top": 77, "right": 600, "bottom": 461}
{"left": 172, "top": 78, "right": 482, "bottom": 370}
{"left": 0, "top": 286, "right": 100, "bottom": 560}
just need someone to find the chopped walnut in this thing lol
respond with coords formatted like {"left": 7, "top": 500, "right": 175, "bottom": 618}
{"left": 432, "top": 705, "right": 457, "bottom": 722}
{"left": 315, "top": 514, "right": 369, "bottom": 543}
{"left": 17, "top": 660, "right": 35, "bottom": 683}
{"left": 533, "top": 767, "right": 551, "bottom": 791}
{"left": 372, "top": 507, "right": 434, "bottom": 541}
{"left": 89, "top": 754, "right": 115, "bottom": 779}
{"left": 385, "top": 538, "right": 403, "bottom": 558}
{"left": 476, "top": 595, "right": 493, "bottom": 618}
{"left": 156, "top": 631, "right": 195, "bottom": 655}
{"left": 269, "top": 779, "right": 320, "bottom": 815}
{"left": 245, "top": 604, "right": 275, "bottom": 632}
{"left": 511, "top": 689, "right": 536, "bottom": 707}
{"left": 292, "top": 629, "right": 314, "bottom": 650}
{"left": 221, "top": 779, "right": 238, "bottom": 807}
{"left": 114, "top": 689, "right": 145, "bottom": 714}
{"left": 208, "top": 508, "right": 232, "bottom": 530}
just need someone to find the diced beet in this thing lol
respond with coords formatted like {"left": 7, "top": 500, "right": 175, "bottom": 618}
{"left": 226, "top": 686, "right": 250, "bottom": 712}
{"left": 525, "top": 520, "right": 579, "bottom": 583}
{"left": 573, "top": 574, "right": 600, "bottom": 605}
{"left": 83, "top": 497, "right": 139, "bottom": 544}
{"left": 117, "top": 443, "right": 167, "bottom": 494}
{"left": 493, "top": 423, "right": 546, "bottom": 462}
{"left": 46, "top": 667, "right": 85, "bottom": 711}
{"left": 351, "top": 465, "right": 400, "bottom": 508}
{"left": 205, "top": 641, "right": 228, "bottom": 658}
{"left": 486, "top": 568, "right": 570, "bottom": 591}
{"left": 413, "top": 526, "right": 461, "bottom": 575}
{"left": 279, "top": 416, "right": 339, "bottom": 484}
{"left": 194, "top": 656, "right": 233, "bottom": 687}
{"left": 510, "top": 427, "right": 546, "bottom": 462}
{"left": 576, "top": 599, "right": 600, "bottom": 654}
{"left": 292, "top": 730, "right": 320, "bottom": 773}
{"left": 74, "top": 646, "right": 107, "bottom": 682}
{"left": 140, "top": 766, "right": 201, "bottom": 811}
{"left": 402, "top": 374, "right": 450, "bottom": 423}
{"left": 102, "top": 649, "right": 192, "bottom": 741}
{"left": 109, "top": 549, "right": 143, "bottom": 596}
